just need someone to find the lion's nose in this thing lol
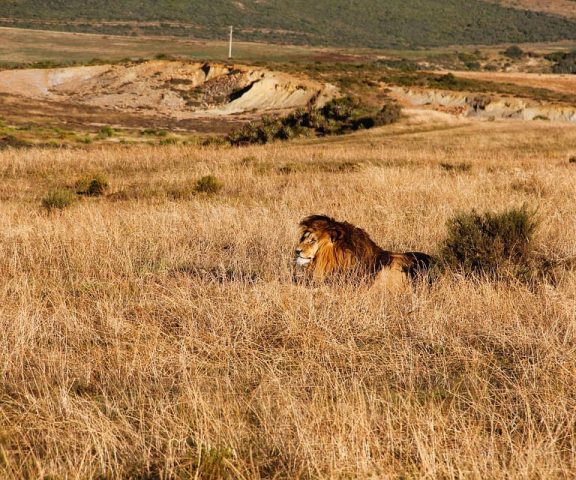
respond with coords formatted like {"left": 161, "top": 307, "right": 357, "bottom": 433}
{"left": 295, "top": 248, "right": 302, "bottom": 256}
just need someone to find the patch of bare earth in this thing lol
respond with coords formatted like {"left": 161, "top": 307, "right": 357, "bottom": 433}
{"left": 0, "top": 60, "right": 337, "bottom": 133}
{"left": 484, "top": 0, "right": 576, "bottom": 18}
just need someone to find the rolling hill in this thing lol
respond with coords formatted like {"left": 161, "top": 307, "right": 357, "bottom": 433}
{"left": 0, "top": 0, "right": 576, "bottom": 48}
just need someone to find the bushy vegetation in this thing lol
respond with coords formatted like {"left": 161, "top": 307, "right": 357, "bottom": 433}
{"left": 228, "top": 97, "right": 401, "bottom": 146}
{"left": 41, "top": 188, "right": 76, "bottom": 211}
{"left": 502, "top": 45, "right": 524, "bottom": 59}
{"left": 1, "top": 0, "right": 576, "bottom": 48}
{"left": 545, "top": 50, "right": 576, "bottom": 74}
{"left": 441, "top": 207, "right": 538, "bottom": 279}
{"left": 75, "top": 174, "right": 109, "bottom": 197}
{"left": 97, "top": 126, "right": 115, "bottom": 138}
{"left": 194, "top": 175, "right": 223, "bottom": 194}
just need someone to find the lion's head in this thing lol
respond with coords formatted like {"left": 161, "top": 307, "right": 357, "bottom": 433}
{"left": 294, "top": 215, "right": 383, "bottom": 280}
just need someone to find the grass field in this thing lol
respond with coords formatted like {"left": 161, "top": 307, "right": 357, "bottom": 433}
{"left": 0, "top": 114, "right": 575, "bottom": 478}
{"left": 0, "top": 27, "right": 317, "bottom": 64}
{"left": 3, "top": 26, "right": 576, "bottom": 68}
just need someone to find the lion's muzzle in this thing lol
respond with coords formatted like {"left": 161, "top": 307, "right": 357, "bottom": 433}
{"left": 295, "top": 251, "right": 312, "bottom": 267}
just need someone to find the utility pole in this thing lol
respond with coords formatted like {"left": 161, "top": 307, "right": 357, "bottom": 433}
{"left": 228, "top": 25, "right": 233, "bottom": 60}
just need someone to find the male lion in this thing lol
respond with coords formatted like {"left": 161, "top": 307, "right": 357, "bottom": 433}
{"left": 294, "top": 215, "right": 433, "bottom": 291}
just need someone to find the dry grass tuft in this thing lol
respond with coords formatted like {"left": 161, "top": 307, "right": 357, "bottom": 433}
{"left": 0, "top": 118, "right": 575, "bottom": 478}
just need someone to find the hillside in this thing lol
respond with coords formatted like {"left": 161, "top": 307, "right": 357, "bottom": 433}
{"left": 1, "top": 0, "right": 576, "bottom": 48}
{"left": 487, "top": 0, "right": 576, "bottom": 18}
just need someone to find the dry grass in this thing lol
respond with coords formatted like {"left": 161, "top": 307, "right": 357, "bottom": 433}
{"left": 451, "top": 70, "right": 576, "bottom": 97}
{"left": 0, "top": 116, "right": 575, "bottom": 478}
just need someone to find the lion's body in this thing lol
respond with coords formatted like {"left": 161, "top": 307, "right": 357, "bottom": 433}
{"left": 295, "top": 215, "right": 432, "bottom": 290}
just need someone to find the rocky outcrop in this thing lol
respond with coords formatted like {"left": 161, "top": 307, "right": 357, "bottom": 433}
{"left": 391, "top": 86, "right": 576, "bottom": 123}
{"left": 0, "top": 60, "right": 337, "bottom": 119}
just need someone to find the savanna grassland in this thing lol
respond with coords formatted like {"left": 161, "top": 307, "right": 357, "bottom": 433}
{"left": 0, "top": 115, "right": 575, "bottom": 479}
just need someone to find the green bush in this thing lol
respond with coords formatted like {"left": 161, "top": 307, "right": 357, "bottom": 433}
{"left": 320, "top": 96, "right": 358, "bottom": 121}
{"left": 441, "top": 207, "right": 537, "bottom": 278}
{"left": 97, "top": 126, "right": 115, "bottom": 138}
{"left": 41, "top": 189, "right": 76, "bottom": 211}
{"left": 503, "top": 45, "right": 524, "bottom": 59}
{"left": 195, "top": 175, "right": 223, "bottom": 194}
{"left": 75, "top": 174, "right": 109, "bottom": 197}
{"left": 545, "top": 50, "right": 576, "bottom": 74}
{"left": 227, "top": 98, "right": 402, "bottom": 146}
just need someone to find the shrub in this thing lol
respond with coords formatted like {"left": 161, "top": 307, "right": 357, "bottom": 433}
{"left": 569, "top": 156, "right": 576, "bottom": 164}
{"left": 77, "top": 136, "right": 93, "bottom": 144}
{"left": 320, "top": 96, "right": 358, "bottom": 121}
{"left": 374, "top": 102, "right": 402, "bottom": 126}
{"left": 503, "top": 46, "right": 524, "bottom": 59}
{"left": 41, "top": 189, "right": 76, "bottom": 211}
{"left": 441, "top": 207, "right": 537, "bottom": 278}
{"left": 227, "top": 98, "right": 402, "bottom": 145}
{"left": 194, "top": 175, "right": 223, "bottom": 194}
{"left": 97, "top": 126, "right": 115, "bottom": 138}
{"left": 545, "top": 50, "right": 576, "bottom": 74}
{"left": 75, "top": 174, "right": 109, "bottom": 197}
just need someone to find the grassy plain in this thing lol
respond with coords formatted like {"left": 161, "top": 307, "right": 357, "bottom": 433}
{"left": 0, "top": 114, "right": 575, "bottom": 478}
{"left": 0, "top": 27, "right": 317, "bottom": 64}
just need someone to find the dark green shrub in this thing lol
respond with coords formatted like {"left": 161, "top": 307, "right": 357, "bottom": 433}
{"left": 227, "top": 98, "right": 401, "bottom": 145}
{"left": 503, "top": 45, "right": 524, "bottom": 59}
{"left": 320, "top": 96, "right": 358, "bottom": 121}
{"left": 41, "top": 189, "right": 76, "bottom": 211}
{"left": 441, "top": 207, "right": 537, "bottom": 278}
{"left": 545, "top": 50, "right": 576, "bottom": 74}
{"left": 195, "top": 175, "right": 223, "bottom": 194}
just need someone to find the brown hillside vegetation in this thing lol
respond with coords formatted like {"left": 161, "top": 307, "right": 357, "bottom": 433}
{"left": 0, "top": 115, "right": 575, "bottom": 478}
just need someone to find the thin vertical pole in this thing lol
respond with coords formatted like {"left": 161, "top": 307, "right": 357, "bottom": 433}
{"left": 228, "top": 26, "right": 233, "bottom": 59}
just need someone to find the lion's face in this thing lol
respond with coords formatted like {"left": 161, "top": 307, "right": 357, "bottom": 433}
{"left": 294, "top": 228, "right": 327, "bottom": 267}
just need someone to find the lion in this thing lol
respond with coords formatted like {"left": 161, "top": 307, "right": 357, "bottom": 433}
{"left": 294, "top": 215, "right": 433, "bottom": 291}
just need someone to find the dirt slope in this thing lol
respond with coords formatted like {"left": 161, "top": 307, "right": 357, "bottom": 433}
{"left": 0, "top": 60, "right": 337, "bottom": 121}
{"left": 391, "top": 86, "right": 576, "bottom": 122}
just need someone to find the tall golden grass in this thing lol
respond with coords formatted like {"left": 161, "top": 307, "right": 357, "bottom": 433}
{"left": 0, "top": 117, "right": 575, "bottom": 478}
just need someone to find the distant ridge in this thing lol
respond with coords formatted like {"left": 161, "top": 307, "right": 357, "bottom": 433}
{"left": 1, "top": 0, "right": 576, "bottom": 48}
